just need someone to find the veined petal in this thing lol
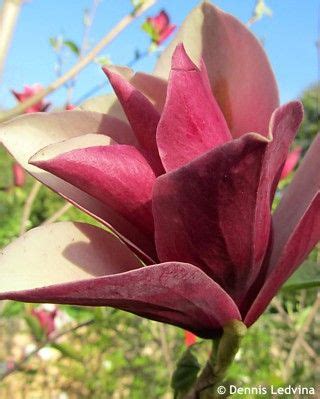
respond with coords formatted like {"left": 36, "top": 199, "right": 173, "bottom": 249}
{"left": 153, "top": 102, "right": 303, "bottom": 303}
{"left": 154, "top": 1, "right": 279, "bottom": 138}
{"left": 157, "top": 44, "right": 231, "bottom": 171}
{"left": 245, "top": 134, "right": 320, "bottom": 326}
{"left": 0, "top": 112, "right": 156, "bottom": 262}
{"left": 30, "top": 141, "right": 156, "bottom": 235}
{"left": 0, "top": 228, "right": 240, "bottom": 338}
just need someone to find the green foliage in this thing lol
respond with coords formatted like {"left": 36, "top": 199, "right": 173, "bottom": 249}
{"left": 63, "top": 40, "right": 80, "bottom": 56}
{"left": 171, "top": 348, "right": 200, "bottom": 398}
{"left": 0, "top": 301, "right": 25, "bottom": 318}
{"left": 50, "top": 342, "right": 83, "bottom": 362}
{"left": 283, "top": 259, "right": 320, "bottom": 291}
{"left": 296, "top": 84, "right": 320, "bottom": 150}
{"left": 24, "top": 314, "right": 45, "bottom": 342}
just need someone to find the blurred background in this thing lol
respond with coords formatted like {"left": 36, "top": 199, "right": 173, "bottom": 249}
{"left": 0, "top": 1, "right": 319, "bottom": 398}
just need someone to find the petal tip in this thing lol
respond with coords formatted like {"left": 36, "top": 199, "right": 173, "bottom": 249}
{"left": 172, "top": 43, "right": 198, "bottom": 71}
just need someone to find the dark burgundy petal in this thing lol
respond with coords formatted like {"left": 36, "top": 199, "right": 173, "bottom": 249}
{"left": 244, "top": 134, "right": 320, "bottom": 326}
{"left": 154, "top": 133, "right": 267, "bottom": 302}
{"left": 30, "top": 142, "right": 156, "bottom": 235}
{"left": 153, "top": 101, "right": 303, "bottom": 304}
{"left": 0, "top": 224, "right": 241, "bottom": 338}
{"left": 156, "top": 44, "right": 231, "bottom": 171}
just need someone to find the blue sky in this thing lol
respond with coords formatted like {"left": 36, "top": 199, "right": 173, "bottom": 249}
{"left": 0, "top": 0, "right": 318, "bottom": 109}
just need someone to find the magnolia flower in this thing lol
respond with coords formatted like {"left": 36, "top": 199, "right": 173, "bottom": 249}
{"left": 31, "top": 304, "right": 58, "bottom": 336}
{"left": 9, "top": 84, "right": 50, "bottom": 187}
{"left": 142, "top": 10, "right": 176, "bottom": 45}
{"left": 280, "top": 146, "right": 302, "bottom": 180}
{"left": 12, "top": 162, "right": 26, "bottom": 187}
{"left": 65, "top": 104, "right": 76, "bottom": 110}
{"left": 31, "top": 304, "right": 71, "bottom": 337}
{"left": 11, "top": 84, "right": 50, "bottom": 113}
{"left": 0, "top": 2, "right": 319, "bottom": 339}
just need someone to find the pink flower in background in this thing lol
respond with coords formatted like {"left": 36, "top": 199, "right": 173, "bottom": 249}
{"left": 280, "top": 146, "right": 302, "bottom": 180}
{"left": 11, "top": 84, "right": 50, "bottom": 113}
{"left": 0, "top": 2, "right": 319, "bottom": 339}
{"left": 8, "top": 84, "right": 50, "bottom": 188}
{"left": 184, "top": 331, "right": 197, "bottom": 347}
{"left": 32, "top": 305, "right": 58, "bottom": 337}
{"left": 143, "top": 10, "right": 176, "bottom": 45}
{"left": 65, "top": 104, "right": 76, "bottom": 110}
{"left": 12, "top": 162, "right": 25, "bottom": 187}
{"left": 31, "top": 304, "right": 71, "bottom": 337}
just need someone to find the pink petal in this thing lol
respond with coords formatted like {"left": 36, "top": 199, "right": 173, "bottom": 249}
{"left": 157, "top": 24, "right": 176, "bottom": 44}
{"left": 11, "top": 84, "right": 50, "bottom": 113}
{"left": 280, "top": 146, "right": 302, "bottom": 180}
{"left": 153, "top": 102, "right": 303, "bottom": 304}
{"left": 0, "top": 227, "right": 240, "bottom": 338}
{"left": 102, "top": 67, "right": 162, "bottom": 168}
{"left": 154, "top": 2, "right": 279, "bottom": 138}
{"left": 157, "top": 44, "right": 231, "bottom": 171}
{"left": 12, "top": 162, "right": 26, "bottom": 187}
{"left": 149, "top": 10, "right": 170, "bottom": 32}
{"left": 245, "top": 134, "right": 320, "bottom": 326}
{"left": 0, "top": 111, "right": 156, "bottom": 262}
{"left": 30, "top": 142, "right": 156, "bottom": 235}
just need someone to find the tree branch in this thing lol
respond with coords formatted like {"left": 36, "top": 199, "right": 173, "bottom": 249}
{"left": 0, "top": 0, "right": 156, "bottom": 122}
{"left": 0, "top": 318, "right": 94, "bottom": 380}
{"left": 19, "top": 180, "right": 41, "bottom": 235}
{"left": 0, "top": 0, "right": 23, "bottom": 81}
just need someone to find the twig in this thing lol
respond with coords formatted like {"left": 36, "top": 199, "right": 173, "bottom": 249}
{"left": 0, "top": 0, "right": 156, "bottom": 123}
{"left": 0, "top": 318, "right": 94, "bottom": 380}
{"left": 41, "top": 202, "right": 73, "bottom": 226}
{"left": 65, "top": 0, "right": 101, "bottom": 104}
{"left": 19, "top": 180, "right": 41, "bottom": 235}
{"left": 0, "top": 0, "right": 23, "bottom": 81}
{"left": 157, "top": 323, "right": 174, "bottom": 376}
{"left": 284, "top": 294, "right": 320, "bottom": 379}
{"left": 74, "top": 48, "right": 152, "bottom": 105}
{"left": 80, "top": 0, "right": 100, "bottom": 58}
{"left": 272, "top": 297, "right": 318, "bottom": 361}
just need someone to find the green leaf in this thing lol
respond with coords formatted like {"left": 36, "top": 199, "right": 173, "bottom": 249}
{"left": 24, "top": 314, "right": 45, "bottom": 342}
{"left": 171, "top": 348, "right": 200, "bottom": 399}
{"left": 60, "top": 305, "right": 94, "bottom": 322}
{"left": 50, "top": 342, "right": 82, "bottom": 362}
{"left": 141, "top": 21, "right": 158, "bottom": 42}
{"left": 63, "top": 40, "right": 80, "bottom": 56}
{"left": 255, "top": 0, "right": 272, "bottom": 19}
{"left": 94, "top": 55, "right": 112, "bottom": 66}
{"left": 282, "top": 261, "right": 320, "bottom": 291}
{"left": 49, "top": 36, "right": 63, "bottom": 51}
{"left": 131, "top": 0, "right": 145, "bottom": 13}
{"left": 1, "top": 301, "right": 25, "bottom": 318}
